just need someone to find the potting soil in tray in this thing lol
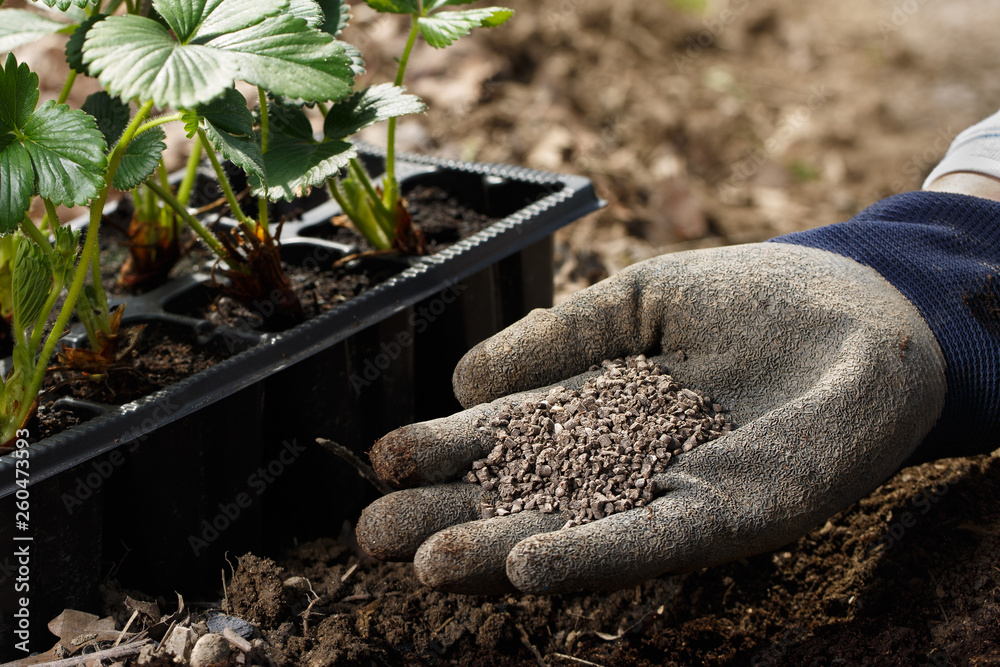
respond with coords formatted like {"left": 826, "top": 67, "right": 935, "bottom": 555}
{"left": 162, "top": 184, "right": 500, "bottom": 329}
{"left": 30, "top": 186, "right": 500, "bottom": 441}
{"left": 465, "top": 355, "right": 732, "bottom": 527}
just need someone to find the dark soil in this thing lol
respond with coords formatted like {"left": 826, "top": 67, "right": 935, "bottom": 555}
{"left": 28, "top": 321, "right": 234, "bottom": 441}
{"left": 195, "top": 255, "right": 409, "bottom": 331}
{"left": 409, "top": 184, "right": 500, "bottom": 254}
{"left": 465, "top": 356, "right": 732, "bottom": 526}
{"left": 190, "top": 184, "right": 498, "bottom": 330}
{"left": 87, "top": 450, "right": 994, "bottom": 667}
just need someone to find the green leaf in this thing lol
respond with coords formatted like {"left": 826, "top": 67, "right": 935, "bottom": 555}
{"left": 81, "top": 90, "right": 129, "bottom": 148}
{"left": 203, "top": 119, "right": 264, "bottom": 182}
{"left": 0, "top": 54, "right": 106, "bottom": 232}
{"left": 25, "top": 0, "right": 90, "bottom": 21}
{"left": 0, "top": 9, "right": 68, "bottom": 53}
{"left": 183, "top": 86, "right": 262, "bottom": 186}
{"left": 207, "top": 15, "right": 356, "bottom": 102}
{"left": 423, "top": 0, "right": 483, "bottom": 12}
{"left": 36, "top": 0, "right": 91, "bottom": 10}
{"left": 0, "top": 54, "right": 39, "bottom": 134}
{"left": 83, "top": 15, "right": 237, "bottom": 109}
{"left": 65, "top": 13, "right": 106, "bottom": 74}
{"left": 256, "top": 135, "right": 353, "bottom": 201}
{"left": 12, "top": 236, "right": 50, "bottom": 338}
{"left": 364, "top": 0, "right": 419, "bottom": 14}
{"left": 318, "top": 0, "right": 349, "bottom": 37}
{"left": 343, "top": 41, "right": 365, "bottom": 78}
{"left": 253, "top": 101, "right": 353, "bottom": 200}
{"left": 113, "top": 126, "right": 165, "bottom": 190}
{"left": 50, "top": 224, "right": 79, "bottom": 282}
{"left": 83, "top": 1, "right": 356, "bottom": 109}
{"left": 0, "top": 143, "right": 32, "bottom": 234}
{"left": 287, "top": 0, "right": 323, "bottom": 28}
{"left": 182, "top": 87, "right": 254, "bottom": 138}
{"left": 266, "top": 101, "right": 313, "bottom": 140}
{"left": 21, "top": 101, "right": 107, "bottom": 206}
{"left": 417, "top": 7, "right": 513, "bottom": 48}
{"left": 159, "top": 0, "right": 284, "bottom": 42}
{"left": 323, "top": 83, "right": 425, "bottom": 140}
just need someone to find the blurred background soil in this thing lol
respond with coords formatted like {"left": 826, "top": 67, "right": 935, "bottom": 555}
{"left": 12, "top": 0, "right": 1000, "bottom": 663}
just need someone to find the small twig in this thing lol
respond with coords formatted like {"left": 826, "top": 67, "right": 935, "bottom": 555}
{"left": 300, "top": 589, "right": 322, "bottom": 635}
{"left": 551, "top": 654, "right": 606, "bottom": 667}
{"left": 316, "top": 438, "right": 393, "bottom": 495}
{"left": 12, "top": 640, "right": 153, "bottom": 666}
{"left": 157, "top": 620, "right": 179, "bottom": 655}
{"left": 341, "top": 593, "right": 372, "bottom": 603}
{"left": 222, "top": 627, "right": 253, "bottom": 653}
{"left": 114, "top": 609, "right": 139, "bottom": 647}
{"left": 223, "top": 552, "right": 235, "bottom": 614}
{"left": 330, "top": 247, "right": 400, "bottom": 269}
{"left": 340, "top": 562, "right": 359, "bottom": 584}
{"left": 517, "top": 624, "right": 548, "bottom": 667}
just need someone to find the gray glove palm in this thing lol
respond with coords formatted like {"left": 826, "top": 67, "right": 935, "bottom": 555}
{"left": 356, "top": 243, "right": 946, "bottom": 594}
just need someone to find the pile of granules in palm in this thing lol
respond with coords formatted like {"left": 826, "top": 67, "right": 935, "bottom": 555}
{"left": 463, "top": 355, "right": 733, "bottom": 527}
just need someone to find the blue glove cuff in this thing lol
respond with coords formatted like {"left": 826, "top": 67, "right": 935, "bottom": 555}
{"left": 771, "top": 191, "right": 1000, "bottom": 462}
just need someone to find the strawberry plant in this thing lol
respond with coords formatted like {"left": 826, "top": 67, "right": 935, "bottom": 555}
{"left": 327, "top": 0, "right": 514, "bottom": 252}
{"left": 0, "top": 0, "right": 442, "bottom": 443}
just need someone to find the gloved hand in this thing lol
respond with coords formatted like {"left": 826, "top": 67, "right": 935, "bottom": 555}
{"left": 356, "top": 242, "right": 946, "bottom": 594}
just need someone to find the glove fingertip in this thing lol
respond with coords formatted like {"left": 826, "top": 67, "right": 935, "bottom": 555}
{"left": 356, "top": 496, "right": 418, "bottom": 561}
{"left": 356, "top": 484, "right": 484, "bottom": 561}
{"left": 414, "top": 527, "right": 516, "bottom": 595}
{"left": 370, "top": 428, "right": 419, "bottom": 488}
{"left": 505, "top": 533, "right": 563, "bottom": 594}
{"left": 452, "top": 345, "right": 499, "bottom": 408}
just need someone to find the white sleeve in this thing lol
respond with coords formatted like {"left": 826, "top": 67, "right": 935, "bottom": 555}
{"left": 923, "top": 110, "right": 1000, "bottom": 188}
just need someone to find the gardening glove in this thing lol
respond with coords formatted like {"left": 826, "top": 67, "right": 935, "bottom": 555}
{"left": 358, "top": 184, "right": 1000, "bottom": 594}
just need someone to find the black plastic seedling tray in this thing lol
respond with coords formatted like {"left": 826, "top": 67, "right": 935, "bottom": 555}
{"left": 0, "top": 148, "right": 603, "bottom": 655}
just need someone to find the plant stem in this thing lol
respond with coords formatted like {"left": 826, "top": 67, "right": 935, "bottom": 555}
{"left": 326, "top": 176, "right": 391, "bottom": 250}
{"left": 29, "top": 271, "right": 65, "bottom": 354}
{"left": 142, "top": 178, "right": 234, "bottom": 268}
{"left": 256, "top": 86, "right": 270, "bottom": 234}
{"left": 258, "top": 86, "right": 270, "bottom": 155}
{"left": 157, "top": 161, "right": 173, "bottom": 230}
{"left": 197, "top": 127, "right": 252, "bottom": 229}
{"left": 20, "top": 101, "right": 154, "bottom": 427}
{"left": 134, "top": 112, "right": 184, "bottom": 136}
{"left": 176, "top": 133, "right": 203, "bottom": 207}
{"left": 19, "top": 215, "right": 52, "bottom": 257}
{"left": 349, "top": 159, "right": 395, "bottom": 238}
{"left": 57, "top": 70, "right": 77, "bottom": 105}
{"left": 384, "top": 17, "right": 422, "bottom": 204}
